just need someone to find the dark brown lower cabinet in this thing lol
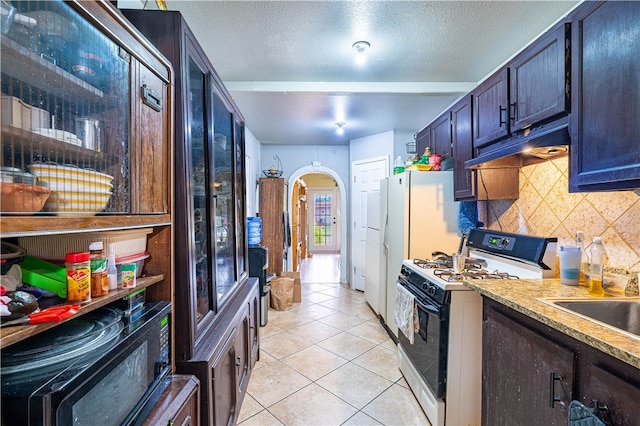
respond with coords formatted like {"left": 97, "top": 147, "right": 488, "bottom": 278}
{"left": 482, "top": 299, "right": 576, "bottom": 425}
{"left": 483, "top": 297, "right": 640, "bottom": 426}
{"left": 177, "top": 278, "right": 259, "bottom": 426}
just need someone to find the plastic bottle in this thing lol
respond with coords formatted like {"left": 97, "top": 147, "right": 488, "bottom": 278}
{"left": 107, "top": 252, "right": 118, "bottom": 291}
{"left": 588, "top": 237, "right": 605, "bottom": 297}
{"left": 393, "top": 156, "right": 405, "bottom": 175}
{"left": 66, "top": 252, "right": 91, "bottom": 304}
{"left": 89, "top": 241, "right": 108, "bottom": 297}
{"left": 575, "top": 231, "right": 587, "bottom": 285}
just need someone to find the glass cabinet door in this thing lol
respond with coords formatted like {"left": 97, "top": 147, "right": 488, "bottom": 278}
{"left": 187, "top": 57, "right": 213, "bottom": 324}
{"left": 234, "top": 118, "right": 246, "bottom": 280}
{"left": 1, "top": 0, "right": 130, "bottom": 215}
{"left": 212, "top": 91, "right": 236, "bottom": 302}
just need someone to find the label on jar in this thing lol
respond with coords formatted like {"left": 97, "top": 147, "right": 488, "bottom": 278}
{"left": 121, "top": 264, "right": 137, "bottom": 289}
{"left": 67, "top": 267, "right": 91, "bottom": 303}
{"left": 90, "top": 258, "right": 108, "bottom": 297}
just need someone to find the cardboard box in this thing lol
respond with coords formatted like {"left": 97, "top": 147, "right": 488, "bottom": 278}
{"left": 281, "top": 271, "right": 301, "bottom": 302}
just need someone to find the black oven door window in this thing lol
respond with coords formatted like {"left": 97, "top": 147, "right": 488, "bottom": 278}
{"left": 399, "top": 296, "right": 449, "bottom": 399}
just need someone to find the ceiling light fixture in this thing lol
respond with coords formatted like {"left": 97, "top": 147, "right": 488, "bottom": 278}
{"left": 335, "top": 122, "right": 346, "bottom": 135}
{"left": 352, "top": 40, "right": 370, "bottom": 65}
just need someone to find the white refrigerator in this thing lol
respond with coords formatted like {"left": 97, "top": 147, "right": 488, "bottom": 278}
{"left": 364, "top": 191, "right": 387, "bottom": 315}
{"left": 383, "top": 171, "right": 460, "bottom": 337}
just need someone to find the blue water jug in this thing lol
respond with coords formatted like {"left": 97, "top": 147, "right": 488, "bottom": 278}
{"left": 247, "top": 217, "right": 262, "bottom": 246}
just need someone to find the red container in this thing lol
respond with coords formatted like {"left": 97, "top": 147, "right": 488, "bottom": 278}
{"left": 429, "top": 154, "right": 442, "bottom": 171}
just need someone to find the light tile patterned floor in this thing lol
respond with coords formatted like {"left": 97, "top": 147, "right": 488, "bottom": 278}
{"left": 238, "top": 254, "right": 430, "bottom": 426}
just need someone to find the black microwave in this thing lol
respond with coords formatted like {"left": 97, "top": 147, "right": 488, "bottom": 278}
{"left": 1, "top": 301, "right": 171, "bottom": 425}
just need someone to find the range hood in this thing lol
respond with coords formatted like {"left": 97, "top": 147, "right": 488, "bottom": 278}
{"left": 465, "top": 117, "right": 570, "bottom": 169}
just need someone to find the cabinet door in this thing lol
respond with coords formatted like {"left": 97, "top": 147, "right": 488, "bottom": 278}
{"left": 211, "top": 90, "right": 237, "bottom": 302}
{"left": 235, "top": 305, "right": 250, "bottom": 396}
{"left": 430, "top": 112, "right": 452, "bottom": 158}
{"left": 234, "top": 118, "right": 247, "bottom": 281}
{"left": 248, "top": 291, "right": 259, "bottom": 368}
{"left": 415, "top": 127, "right": 430, "bottom": 158}
{"left": 1, "top": 0, "right": 132, "bottom": 215}
{"left": 451, "top": 95, "right": 475, "bottom": 200}
{"left": 583, "top": 364, "right": 640, "bottom": 426}
{"left": 509, "top": 22, "right": 569, "bottom": 133}
{"left": 131, "top": 61, "right": 169, "bottom": 214}
{"left": 473, "top": 68, "right": 509, "bottom": 148}
{"left": 211, "top": 330, "right": 238, "bottom": 426}
{"left": 177, "top": 47, "right": 217, "bottom": 357}
{"left": 483, "top": 302, "right": 576, "bottom": 426}
{"left": 569, "top": 1, "right": 640, "bottom": 191}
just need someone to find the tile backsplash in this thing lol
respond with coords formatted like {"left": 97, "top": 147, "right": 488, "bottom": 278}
{"left": 480, "top": 156, "right": 640, "bottom": 274}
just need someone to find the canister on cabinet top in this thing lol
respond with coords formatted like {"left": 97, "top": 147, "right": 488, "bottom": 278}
{"left": 66, "top": 251, "right": 91, "bottom": 304}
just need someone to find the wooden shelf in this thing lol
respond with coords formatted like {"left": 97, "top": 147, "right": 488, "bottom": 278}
{"left": 2, "top": 126, "right": 120, "bottom": 165}
{"left": 0, "top": 215, "right": 171, "bottom": 237}
{"left": 1, "top": 35, "right": 112, "bottom": 106}
{"left": 0, "top": 274, "right": 164, "bottom": 349}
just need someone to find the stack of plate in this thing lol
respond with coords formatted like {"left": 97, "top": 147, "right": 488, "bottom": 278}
{"left": 28, "top": 163, "right": 113, "bottom": 215}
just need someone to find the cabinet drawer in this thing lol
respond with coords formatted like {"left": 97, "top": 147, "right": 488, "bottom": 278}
{"left": 142, "top": 375, "right": 200, "bottom": 426}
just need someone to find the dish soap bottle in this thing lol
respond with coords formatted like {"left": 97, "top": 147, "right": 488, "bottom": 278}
{"left": 588, "top": 237, "right": 605, "bottom": 297}
{"left": 393, "top": 156, "right": 405, "bottom": 175}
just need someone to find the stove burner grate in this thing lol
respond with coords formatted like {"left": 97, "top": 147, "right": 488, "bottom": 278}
{"left": 434, "top": 268, "right": 520, "bottom": 282}
{"left": 413, "top": 257, "right": 487, "bottom": 271}
{"left": 413, "top": 258, "right": 451, "bottom": 269}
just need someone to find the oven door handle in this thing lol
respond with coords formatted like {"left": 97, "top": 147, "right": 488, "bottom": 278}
{"left": 414, "top": 298, "right": 440, "bottom": 315}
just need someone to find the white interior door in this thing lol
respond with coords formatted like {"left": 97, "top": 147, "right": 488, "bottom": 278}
{"left": 308, "top": 187, "right": 339, "bottom": 253}
{"left": 351, "top": 157, "right": 388, "bottom": 291}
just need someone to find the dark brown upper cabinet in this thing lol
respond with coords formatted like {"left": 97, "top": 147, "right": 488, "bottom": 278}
{"left": 415, "top": 111, "right": 451, "bottom": 159}
{"left": 473, "top": 20, "right": 569, "bottom": 150}
{"left": 451, "top": 95, "right": 475, "bottom": 200}
{"left": 568, "top": 1, "right": 640, "bottom": 191}
{"left": 472, "top": 68, "right": 510, "bottom": 149}
{"left": 509, "top": 22, "right": 570, "bottom": 133}
{"left": 415, "top": 126, "right": 430, "bottom": 158}
{"left": 430, "top": 112, "right": 452, "bottom": 159}
{"left": 122, "top": 9, "right": 248, "bottom": 360}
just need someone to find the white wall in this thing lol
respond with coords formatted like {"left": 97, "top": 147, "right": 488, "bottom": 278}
{"left": 245, "top": 127, "right": 261, "bottom": 217}
{"left": 260, "top": 144, "right": 350, "bottom": 192}
{"left": 350, "top": 130, "right": 414, "bottom": 176}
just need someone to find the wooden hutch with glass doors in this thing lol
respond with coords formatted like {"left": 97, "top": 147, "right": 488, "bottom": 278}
{"left": 0, "top": 0, "right": 184, "bottom": 421}
{"left": 122, "top": 9, "right": 259, "bottom": 426}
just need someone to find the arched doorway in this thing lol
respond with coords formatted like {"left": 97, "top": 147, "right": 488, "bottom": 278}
{"left": 287, "top": 165, "right": 348, "bottom": 285}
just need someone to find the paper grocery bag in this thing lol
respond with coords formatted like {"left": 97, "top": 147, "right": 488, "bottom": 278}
{"left": 270, "top": 276, "right": 295, "bottom": 311}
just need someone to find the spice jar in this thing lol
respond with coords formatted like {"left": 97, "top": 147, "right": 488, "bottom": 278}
{"left": 89, "top": 241, "right": 108, "bottom": 297}
{"left": 66, "top": 252, "right": 91, "bottom": 304}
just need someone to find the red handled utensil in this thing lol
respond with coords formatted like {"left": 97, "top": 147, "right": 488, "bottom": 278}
{"left": 1, "top": 304, "right": 81, "bottom": 327}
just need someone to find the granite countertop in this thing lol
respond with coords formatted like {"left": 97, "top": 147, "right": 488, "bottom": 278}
{"left": 463, "top": 278, "right": 640, "bottom": 370}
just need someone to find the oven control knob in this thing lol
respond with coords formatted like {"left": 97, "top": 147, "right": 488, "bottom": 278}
{"left": 426, "top": 285, "right": 436, "bottom": 297}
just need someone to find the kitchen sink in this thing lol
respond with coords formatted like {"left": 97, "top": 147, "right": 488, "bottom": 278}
{"left": 539, "top": 298, "right": 640, "bottom": 338}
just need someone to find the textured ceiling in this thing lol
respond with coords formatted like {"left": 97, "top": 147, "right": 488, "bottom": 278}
{"left": 161, "top": 1, "right": 579, "bottom": 146}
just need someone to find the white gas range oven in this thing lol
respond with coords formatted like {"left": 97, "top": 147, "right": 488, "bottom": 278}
{"left": 396, "top": 229, "right": 557, "bottom": 426}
